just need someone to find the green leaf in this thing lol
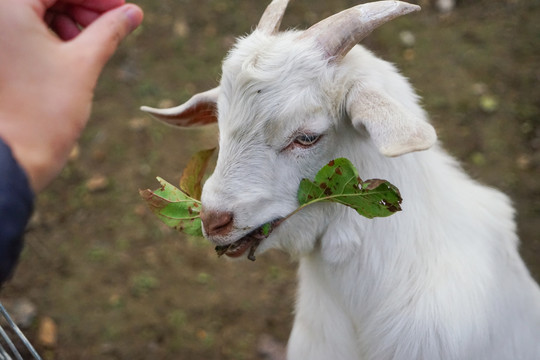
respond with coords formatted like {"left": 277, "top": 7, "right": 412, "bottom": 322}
{"left": 297, "top": 158, "right": 402, "bottom": 219}
{"left": 261, "top": 222, "right": 272, "bottom": 237}
{"left": 139, "top": 149, "right": 216, "bottom": 237}
{"left": 139, "top": 177, "right": 203, "bottom": 237}
{"left": 179, "top": 148, "right": 215, "bottom": 200}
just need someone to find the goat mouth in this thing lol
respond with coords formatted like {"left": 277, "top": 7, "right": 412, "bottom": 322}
{"left": 215, "top": 219, "right": 282, "bottom": 261}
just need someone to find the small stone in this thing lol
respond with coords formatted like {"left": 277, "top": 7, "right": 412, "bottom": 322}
{"left": 196, "top": 329, "right": 208, "bottom": 341}
{"left": 128, "top": 117, "right": 150, "bottom": 131}
{"left": 173, "top": 20, "right": 190, "bottom": 38}
{"left": 471, "top": 82, "right": 488, "bottom": 96}
{"left": 108, "top": 294, "right": 122, "bottom": 308}
{"left": 27, "top": 211, "right": 42, "bottom": 230}
{"left": 91, "top": 149, "right": 107, "bottom": 162}
{"left": 436, "top": 0, "right": 456, "bottom": 13}
{"left": 403, "top": 48, "right": 416, "bottom": 61}
{"left": 399, "top": 31, "right": 416, "bottom": 47}
{"left": 86, "top": 175, "right": 109, "bottom": 192}
{"left": 158, "top": 99, "right": 175, "bottom": 108}
{"left": 68, "top": 144, "right": 80, "bottom": 162}
{"left": 516, "top": 154, "right": 532, "bottom": 171}
{"left": 38, "top": 316, "right": 57, "bottom": 348}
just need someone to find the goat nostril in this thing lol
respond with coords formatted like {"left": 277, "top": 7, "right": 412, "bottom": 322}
{"left": 200, "top": 209, "right": 234, "bottom": 237}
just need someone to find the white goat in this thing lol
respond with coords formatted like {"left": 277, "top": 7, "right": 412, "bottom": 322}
{"left": 142, "top": 1, "right": 540, "bottom": 359}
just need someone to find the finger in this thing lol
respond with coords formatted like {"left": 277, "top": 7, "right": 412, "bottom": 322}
{"left": 50, "top": 13, "right": 81, "bottom": 40}
{"left": 38, "top": 0, "right": 125, "bottom": 18}
{"left": 46, "top": 5, "right": 99, "bottom": 29}
{"left": 45, "top": 4, "right": 68, "bottom": 27}
{"left": 68, "top": 6, "right": 100, "bottom": 27}
{"left": 72, "top": 4, "right": 143, "bottom": 69}
{"left": 55, "top": 0, "right": 125, "bottom": 12}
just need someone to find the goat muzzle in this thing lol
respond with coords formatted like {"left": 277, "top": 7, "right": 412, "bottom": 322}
{"left": 200, "top": 209, "right": 235, "bottom": 238}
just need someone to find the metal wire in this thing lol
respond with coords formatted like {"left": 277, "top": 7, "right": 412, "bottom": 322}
{"left": 0, "top": 301, "right": 42, "bottom": 360}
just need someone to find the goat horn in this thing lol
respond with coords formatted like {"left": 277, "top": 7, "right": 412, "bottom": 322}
{"left": 302, "top": 1, "right": 420, "bottom": 61}
{"left": 257, "top": 0, "right": 291, "bottom": 35}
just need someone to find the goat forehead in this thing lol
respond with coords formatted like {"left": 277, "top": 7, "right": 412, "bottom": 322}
{"left": 221, "top": 33, "right": 330, "bottom": 102}
{"left": 220, "top": 81, "right": 324, "bottom": 121}
{"left": 218, "top": 33, "right": 335, "bottom": 141}
{"left": 224, "top": 31, "right": 326, "bottom": 74}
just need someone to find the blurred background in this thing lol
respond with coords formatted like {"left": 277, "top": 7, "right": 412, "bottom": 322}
{"left": 1, "top": 0, "right": 539, "bottom": 359}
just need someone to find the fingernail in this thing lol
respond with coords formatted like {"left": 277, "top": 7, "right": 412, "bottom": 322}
{"left": 123, "top": 5, "right": 143, "bottom": 33}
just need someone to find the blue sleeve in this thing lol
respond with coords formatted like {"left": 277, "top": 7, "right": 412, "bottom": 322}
{"left": 0, "top": 137, "right": 34, "bottom": 285}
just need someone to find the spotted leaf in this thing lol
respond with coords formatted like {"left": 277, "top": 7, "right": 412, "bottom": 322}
{"left": 139, "top": 177, "right": 202, "bottom": 237}
{"left": 297, "top": 158, "right": 402, "bottom": 218}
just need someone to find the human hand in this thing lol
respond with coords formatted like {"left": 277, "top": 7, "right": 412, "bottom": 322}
{"left": 0, "top": 0, "right": 143, "bottom": 192}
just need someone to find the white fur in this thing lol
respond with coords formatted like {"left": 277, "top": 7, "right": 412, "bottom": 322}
{"left": 166, "top": 21, "right": 540, "bottom": 360}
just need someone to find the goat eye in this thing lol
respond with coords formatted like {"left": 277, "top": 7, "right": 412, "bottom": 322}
{"left": 293, "top": 134, "right": 321, "bottom": 147}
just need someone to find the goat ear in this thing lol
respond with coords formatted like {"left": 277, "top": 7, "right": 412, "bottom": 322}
{"left": 140, "top": 87, "right": 220, "bottom": 127}
{"left": 346, "top": 85, "right": 437, "bottom": 157}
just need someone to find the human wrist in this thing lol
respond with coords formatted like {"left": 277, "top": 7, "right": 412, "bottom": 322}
{"left": 0, "top": 124, "right": 59, "bottom": 193}
{"left": 0, "top": 136, "right": 35, "bottom": 198}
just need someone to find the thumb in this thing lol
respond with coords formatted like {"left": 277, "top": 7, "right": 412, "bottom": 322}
{"left": 73, "top": 4, "right": 143, "bottom": 72}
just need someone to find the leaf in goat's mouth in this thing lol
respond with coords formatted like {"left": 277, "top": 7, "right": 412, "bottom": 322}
{"left": 296, "top": 158, "right": 402, "bottom": 218}
{"left": 215, "top": 221, "right": 277, "bottom": 261}
{"left": 139, "top": 177, "right": 203, "bottom": 237}
{"left": 140, "top": 151, "right": 402, "bottom": 261}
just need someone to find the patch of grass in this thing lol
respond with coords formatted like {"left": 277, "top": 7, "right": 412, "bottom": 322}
{"left": 131, "top": 272, "right": 159, "bottom": 297}
{"left": 87, "top": 247, "right": 109, "bottom": 263}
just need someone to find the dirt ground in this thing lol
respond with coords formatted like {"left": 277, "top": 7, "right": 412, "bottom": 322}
{"left": 2, "top": 0, "right": 539, "bottom": 359}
